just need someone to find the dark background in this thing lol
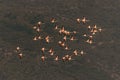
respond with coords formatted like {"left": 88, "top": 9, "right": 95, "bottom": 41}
{"left": 0, "top": 0, "right": 120, "bottom": 80}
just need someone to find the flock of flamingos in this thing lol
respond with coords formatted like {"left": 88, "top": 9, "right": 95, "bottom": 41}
{"left": 15, "top": 17, "right": 102, "bottom": 62}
